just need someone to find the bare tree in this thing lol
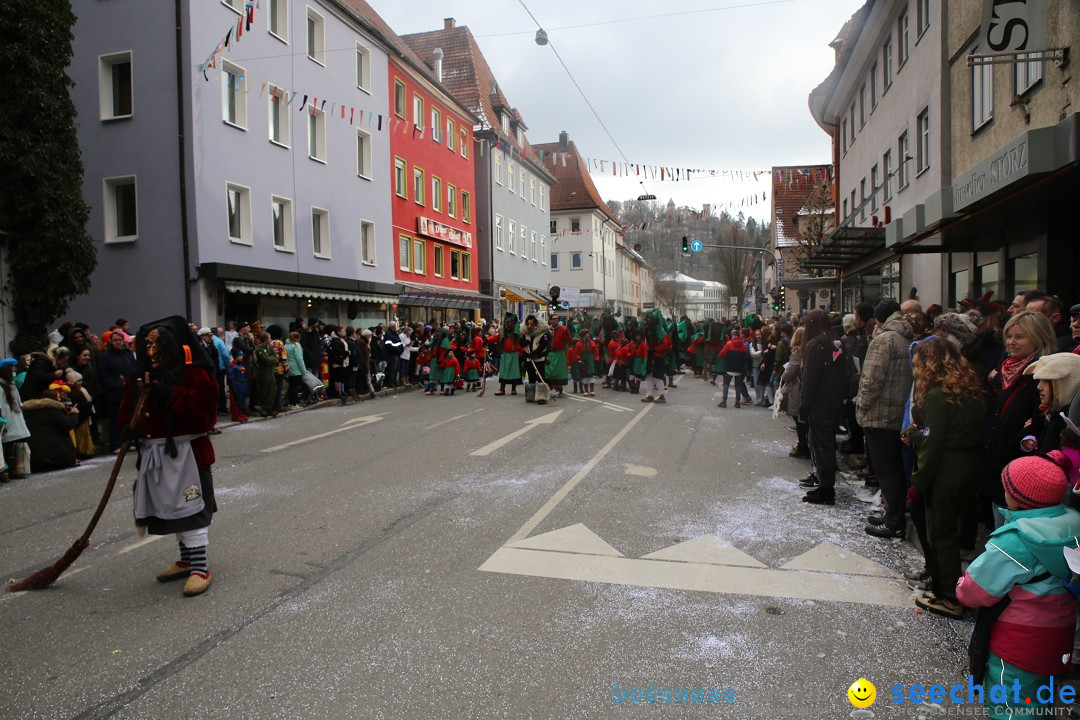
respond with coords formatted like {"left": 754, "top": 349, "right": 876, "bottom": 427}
{"left": 653, "top": 276, "right": 688, "bottom": 317}
{"left": 784, "top": 181, "right": 834, "bottom": 279}
{"left": 712, "top": 214, "right": 759, "bottom": 319}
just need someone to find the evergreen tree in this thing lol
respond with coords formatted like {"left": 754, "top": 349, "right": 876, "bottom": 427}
{"left": 0, "top": 0, "right": 96, "bottom": 354}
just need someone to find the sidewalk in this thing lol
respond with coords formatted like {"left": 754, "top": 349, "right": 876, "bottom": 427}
{"left": 214, "top": 383, "right": 419, "bottom": 431}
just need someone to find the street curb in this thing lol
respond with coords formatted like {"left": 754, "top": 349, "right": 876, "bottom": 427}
{"left": 213, "top": 383, "right": 419, "bottom": 431}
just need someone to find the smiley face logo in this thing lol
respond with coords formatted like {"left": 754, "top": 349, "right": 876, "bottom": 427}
{"left": 847, "top": 678, "right": 876, "bottom": 708}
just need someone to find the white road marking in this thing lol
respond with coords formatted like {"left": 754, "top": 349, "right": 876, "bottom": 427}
{"left": 118, "top": 534, "right": 164, "bottom": 555}
{"left": 641, "top": 534, "right": 767, "bottom": 568}
{"left": 779, "top": 541, "right": 897, "bottom": 578}
{"left": 469, "top": 410, "right": 562, "bottom": 457}
{"left": 561, "top": 394, "right": 631, "bottom": 412}
{"left": 506, "top": 404, "right": 653, "bottom": 542}
{"left": 424, "top": 408, "right": 484, "bottom": 431}
{"left": 623, "top": 463, "right": 657, "bottom": 477}
{"left": 261, "top": 413, "right": 388, "bottom": 453}
{"left": 507, "top": 523, "right": 623, "bottom": 557}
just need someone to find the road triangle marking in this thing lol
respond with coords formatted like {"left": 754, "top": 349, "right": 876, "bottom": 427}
{"left": 779, "top": 541, "right": 897, "bottom": 578}
{"left": 642, "top": 534, "right": 766, "bottom": 568}
{"left": 507, "top": 523, "right": 624, "bottom": 557}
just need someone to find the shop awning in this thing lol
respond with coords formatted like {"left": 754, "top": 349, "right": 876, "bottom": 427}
{"left": 398, "top": 283, "right": 493, "bottom": 310}
{"left": 527, "top": 291, "right": 550, "bottom": 304}
{"left": 225, "top": 281, "right": 392, "bottom": 304}
{"left": 800, "top": 226, "right": 886, "bottom": 270}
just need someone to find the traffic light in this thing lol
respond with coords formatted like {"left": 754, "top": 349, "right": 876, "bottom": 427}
{"left": 773, "top": 302, "right": 781, "bottom": 312}
{"left": 681, "top": 236, "right": 689, "bottom": 253}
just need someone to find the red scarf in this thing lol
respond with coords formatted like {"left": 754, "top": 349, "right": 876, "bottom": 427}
{"left": 1000, "top": 354, "right": 1034, "bottom": 390}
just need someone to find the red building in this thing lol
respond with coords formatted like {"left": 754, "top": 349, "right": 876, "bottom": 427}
{"left": 386, "top": 46, "right": 481, "bottom": 322}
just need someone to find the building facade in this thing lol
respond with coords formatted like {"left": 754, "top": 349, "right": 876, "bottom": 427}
{"left": 402, "top": 21, "right": 556, "bottom": 323}
{"left": 68, "top": 0, "right": 403, "bottom": 330}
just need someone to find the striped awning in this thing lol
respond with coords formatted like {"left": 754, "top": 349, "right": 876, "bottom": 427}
{"left": 224, "top": 281, "right": 392, "bottom": 304}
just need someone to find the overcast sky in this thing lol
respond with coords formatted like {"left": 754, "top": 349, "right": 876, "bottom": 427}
{"left": 367, "top": 0, "right": 864, "bottom": 221}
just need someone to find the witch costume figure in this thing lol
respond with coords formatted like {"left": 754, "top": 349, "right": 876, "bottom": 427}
{"left": 117, "top": 317, "right": 219, "bottom": 597}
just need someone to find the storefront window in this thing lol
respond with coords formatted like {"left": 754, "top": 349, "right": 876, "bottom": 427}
{"left": 880, "top": 261, "right": 901, "bottom": 301}
{"left": 951, "top": 269, "right": 970, "bottom": 307}
{"left": 1011, "top": 253, "right": 1039, "bottom": 294}
{"left": 842, "top": 287, "right": 856, "bottom": 313}
{"left": 978, "top": 262, "right": 999, "bottom": 302}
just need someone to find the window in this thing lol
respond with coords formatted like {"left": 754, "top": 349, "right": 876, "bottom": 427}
{"left": 842, "top": 198, "right": 848, "bottom": 219}
{"left": 841, "top": 119, "right": 848, "bottom": 153}
{"left": 398, "top": 234, "right": 411, "bottom": 271}
{"left": 413, "top": 167, "right": 425, "bottom": 206}
{"left": 571, "top": 252, "right": 582, "bottom": 269}
{"left": 494, "top": 153, "right": 503, "bottom": 185}
{"left": 393, "top": 79, "right": 406, "bottom": 118}
{"left": 460, "top": 129, "right": 468, "bottom": 158}
{"left": 870, "top": 62, "right": 878, "bottom": 109}
{"left": 916, "top": 108, "right": 930, "bottom": 174}
{"left": 222, "top": 0, "right": 243, "bottom": 11}
{"left": 311, "top": 207, "right": 329, "bottom": 257}
{"left": 551, "top": 253, "right": 559, "bottom": 269}
{"left": 870, "top": 165, "right": 879, "bottom": 211}
{"left": 495, "top": 215, "right": 504, "bottom": 251}
{"left": 306, "top": 7, "right": 325, "bottom": 65}
{"left": 882, "top": 149, "right": 892, "bottom": 201}
{"left": 269, "top": 85, "right": 289, "bottom": 146}
{"left": 540, "top": 237, "right": 546, "bottom": 266}
{"left": 394, "top": 157, "right": 407, "bottom": 198}
{"left": 1015, "top": 53, "right": 1044, "bottom": 96}
{"left": 307, "top": 105, "right": 326, "bottom": 161}
{"left": 446, "top": 118, "right": 455, "bottom": 151}
{"left": 530, "top": 178, "right": 536, "bottom": 205}
{"left": 530, "top": 231, "right": 537, "bottom": 261}
{"left": 897, "top": 10, "right": 909, "bottom": 67}
{"left": 412, "top": 239, "right": 425, "bottom": 274}
{"left": 883, "top": 37, "right": 893, "bottom": 89}
{"left": 508, "top": 220, "right": 516, "bottom": 254}
{"left": 462, "top": 253, "right": 471, "bottom": 282}
{"left": 431, "top": 176, "right": 442, "bottom": 212}
{"left": 508, "top": 162, "right": 515, "bottom": 194}
{"left": 462, "top": 191, "right": 471, "bottom": 223}
{"left": 898, "top": 132, "right": 910, "bottom": 188}
{"left": 226, "top": 183, "right": 252, "bottom": 245}
{"left": 271, "top": 196, "right": 294, "bottom": 251}
{"left": 859, "top": 84, "right": 866, "bottom": 127}
{"left": 859, "top": 178, "right": 866, "bottom": 221}
{"left": 519, "top": 226, "right": 526, "bottom": 257}
{"left": 103, "top": 176, "right": 137, "bottom": 243}
{"left": 917, "top": 0, "right": 930, "bottom": 37}
{"left": 849, "top": 189, "right": 856, "bottom": 219}
{"left": 501, "top": 114, "right": 510, "bottom": 134}
{"left": 356, "top": 43, "right": 371, "bottom": 92}
{"left": 434, "top": 245, "right": 444, "bottom": 277}
{"left": 549, "top": 219, "right": 557, "bottom": 235}
{"left": 540, "top": 186, "right": 546, "bottom": 211}
{"left": 268, "top": 0, "right": 288, "bottom": 42}
{"left": 972, "top": 52, "right": 993, "bottom": 130}
{"left": 361, "top": 220, "right": 375, "bottom": 265}
{"left": 520, "top": 170, "right": 526, "bottom": 201}
{"left": 353, "top": 129, "right": 372, "bottom": 178}
{"left": 99, "top": 52, "right": 133, "bottom": 120}
{"left": 412, "top": 94, "right": 424, "bottom": 129}
{"left": 849, "top": 103, "right": 856, "bottom": 143}
{"left": 447, "top": 184, "right": 456, "bottom": 217}
{"left": 431, "top": 108, "right": 441, "bottom": 142}
{"left": 221, "top": 62, "right": 248, "bottom": 128}
{"left": 571, "top": 217, "right": 581, "bottom": 233}
{"left": 450, "top": 249, "right": 460, "bottom": 279}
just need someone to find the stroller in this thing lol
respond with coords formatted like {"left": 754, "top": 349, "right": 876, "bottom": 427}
{"left": 296, "top": 371, "right": 328, "bottom": 407}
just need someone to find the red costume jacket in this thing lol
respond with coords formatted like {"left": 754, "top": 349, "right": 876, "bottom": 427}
{"left": 551, "top": 325, "right": 571, "bottom": 352}
{"left": 117, "top": 365, "right": 217, "bottom": 468}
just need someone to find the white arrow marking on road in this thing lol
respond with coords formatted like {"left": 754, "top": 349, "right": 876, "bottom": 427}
{"left": 118, "top": 534, "right": 164, "bottom": 555}
{"left": 469, "top": 410, "right": 562, "bottom": 457}
{"left": 424, "top": 408, "right": 484, "bottom": 431}
{"left": 261, "top": 413, "right": 388, "bottom": 453}
{"left": 561, "top": 394, "right": 631, "bottom": 412}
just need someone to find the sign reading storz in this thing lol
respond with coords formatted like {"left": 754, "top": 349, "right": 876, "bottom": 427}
{"left": 980, "top": 0, "right": 1047, "bottom": 54}
{"left": 952, "top": 127, "right": 1055, "bottom": 211}
{"left": 417, "top": 216, "right": 473, "bottom": 248}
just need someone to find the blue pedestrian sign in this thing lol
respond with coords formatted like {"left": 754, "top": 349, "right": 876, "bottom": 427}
{"left": 690, "top": 239, "right": 703, "bottom": 253}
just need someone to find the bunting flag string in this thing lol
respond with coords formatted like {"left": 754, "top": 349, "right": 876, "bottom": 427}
{"left": 199, "top": 1, "right": 259, "bottom": 81}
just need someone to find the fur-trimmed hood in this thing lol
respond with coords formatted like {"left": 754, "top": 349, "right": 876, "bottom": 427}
{"left": 23, "top": 397, "right": 66, "bottom": 412}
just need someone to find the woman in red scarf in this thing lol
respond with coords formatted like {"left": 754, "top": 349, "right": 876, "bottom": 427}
{"left": 983, "top": 310, "right": 1057, "bottom": 523}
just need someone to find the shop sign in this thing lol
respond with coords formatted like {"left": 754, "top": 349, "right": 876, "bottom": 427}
{"left": 980, "top": 0, "right": 1047, "bottom": 55}
{"left": 952, "top": 127, "right": 1055, "bottom": 211}
{"left": 417, "top": 216, "right": 472, "bottom": 248}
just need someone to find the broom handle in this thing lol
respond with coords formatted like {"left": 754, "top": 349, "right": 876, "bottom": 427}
{"left": 76, "top": 386, "right": 149, "bottom": 545}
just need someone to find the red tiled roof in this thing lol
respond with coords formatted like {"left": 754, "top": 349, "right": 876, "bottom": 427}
{"left": 772, "top": 165, "right": 833, "bottom": 247}
{"left": 401, "top": 25, "right": 554, "bottom": 183}
{"left": 531, "top": 140, "right": 619, "bottom": 225}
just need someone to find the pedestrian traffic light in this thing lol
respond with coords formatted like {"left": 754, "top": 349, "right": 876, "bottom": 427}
{"left": 681, "top": 236, "right": 689, "bottom": 253}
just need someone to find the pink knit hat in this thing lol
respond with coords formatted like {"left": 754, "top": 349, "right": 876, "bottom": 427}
{"left": 1001, "top": 451, "right": 1072, "bottom": 510}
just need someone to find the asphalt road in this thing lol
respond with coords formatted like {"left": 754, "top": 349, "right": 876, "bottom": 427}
{"left": 1, "top": 377, "right": 977, "bottom": 719}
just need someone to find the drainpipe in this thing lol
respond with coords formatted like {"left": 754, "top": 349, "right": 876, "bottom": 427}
{"left": 175, "top": 0, "right": 193, "bottom": 320}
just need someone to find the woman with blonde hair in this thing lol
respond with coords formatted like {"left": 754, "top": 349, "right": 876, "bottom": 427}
{"left": 781, "top": 327, "right": 809, "bottom": 460}
{"left": 906, "top": 337, "right": 987, "bottom": 618}
{"left": 983, "top": 310, "right": 1057, "bottom": 521}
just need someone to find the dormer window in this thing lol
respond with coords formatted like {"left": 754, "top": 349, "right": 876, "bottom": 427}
{"left": 501, "top": 113, "right": 509, "bottom": 134}
{"left": 516, "top": 127, "right": 523, "bottom": 145}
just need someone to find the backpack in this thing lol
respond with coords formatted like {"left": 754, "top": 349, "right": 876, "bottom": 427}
{"left": 968, "top": 572, "right": 1051, "bottom": 684}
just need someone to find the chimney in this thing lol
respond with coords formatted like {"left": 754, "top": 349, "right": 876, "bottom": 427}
{"left": 558, "top": 130, "right": 569, "bottom": 152}
{"left": 432, "top": 48, "right": 443, "bottom": 82}
{"left": 444, "top": 17, "right": 456, "bottom": 29}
